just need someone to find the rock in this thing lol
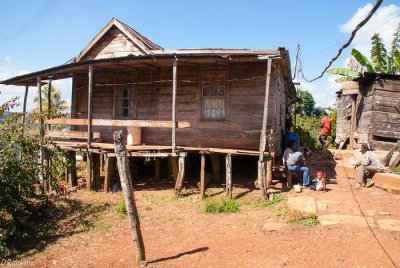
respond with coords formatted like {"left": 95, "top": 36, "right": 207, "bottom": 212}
{"left": 262, "top": 222, "right": 287, "bottom": 232}
{"left": 287, "top": 196, "right": 317, "bottom": 215}
{"left": 377, "top": 219, "right": 400, "bottom": 232}
{"left": 319, "top": 214, "right": 375, "bottom": 228}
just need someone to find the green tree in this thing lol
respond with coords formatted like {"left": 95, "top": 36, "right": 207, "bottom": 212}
{"left": 328, "top": 26, "right": 400, "bottom": 81}
{"left": 33, "top": 85, "right": 69, "bottom": 115}
{"left": 293, "top": 90, "right": 315, "bottom": 116}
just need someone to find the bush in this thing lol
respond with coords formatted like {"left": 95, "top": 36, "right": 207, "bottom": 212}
{"left": 203, "top": 198, "right": 240, "bottom": 214}
{"left": 0, "top": 98, "right": 67, "bottom": 256}
{"left": 295, "top": 115, "right": 322, "bottom": 151}
{"left": 117, "top": 198, "right": 127, "bottom": 219}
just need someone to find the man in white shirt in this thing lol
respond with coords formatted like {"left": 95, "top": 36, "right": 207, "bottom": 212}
{"left": 355, "top": 143, "right": 385, "bottom": 188}
{"left": 283, "top": 140, "right": 296, "bottom": 168}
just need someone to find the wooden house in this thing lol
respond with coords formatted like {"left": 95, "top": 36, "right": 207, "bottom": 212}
{"left": 335, "top": 73, "right": 400, "bottom": 151}
{"left": 0, "top": 18, "right": 296, "bottom": 199}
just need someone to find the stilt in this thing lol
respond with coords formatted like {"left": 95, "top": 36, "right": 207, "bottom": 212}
{"left": 104, "top": 156, "right": 116, "bottom": 192}
{"left": 200, "top": 153, "right": 206, "bottom": 200}
{"left": 266, "top": 157, "right": 273, "bottom": 188}
{"left": 225, "top": 154, "right": 232, "bottom": 199}
{"left": 86, "top": 152, "right": 92, "bottom": 191}
{"left": 92, "top": 153, "right": 100, "bottom": 191}
{"left": 174, "top": 156, "right": 185, "bottom": 195}
{"left": 258, "top": 160, "right": 267, "bottom": 199}
{"left": 210, "top": 153, "right": 220, "bottom": 181}
{"left": 155, "top": 158, "right": 161, "bottom": 183}
{"left": 169, "top": 156, "right": 178, "bottom": 182}
{"left": 67, "top": 151, "right": 78, "bottom": 187}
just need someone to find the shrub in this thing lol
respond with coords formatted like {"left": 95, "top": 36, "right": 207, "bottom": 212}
{"left": 117, "top": 198, "right": 127, "bottom": 219}
{"left": 203, "top": 198, "right": 240, "bottom": 214}
{"left": 0, "top": 98, "right": 67, "bottom": 256}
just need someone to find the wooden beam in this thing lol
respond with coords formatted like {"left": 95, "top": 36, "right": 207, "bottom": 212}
{"left": 47, "top": 80, "right": 52, "bottom": 130}
{"left": 104, "top": 156, "right": 116, "bottom": 192}
{"left": 22, "top": 85, "right": 29, "bottom": 126}
{"left": 67, "top": 151, "right": 78, "bottom": 187}
{"left": 225, "top": 154, "right": 232, "bottom": 198}
{"left": 258, "top": 59, "right": 273, "bottom": 197}
{"left": 37, "top": 77, "right": 45, "bottom": 190}
{"left": 113, "top": 130, "right": 146, "bottom": 265}
{"left": 266, "top": 157, "right": 273, "bottom": 189}
{"left": 259, "top": 58, "right": 273, "bottom": 160}
{"left": 200, "top": 153, "right": 206, "bottom": 200}
{"left": 44, "top": 118, "right": 190, "bottom": 128}
{"left": 174, "top": 156, "right": 185, "bottom": 195}
{"left": 88, "top": 65, "right": 94, "bottom": 148}
{"left": 350, "top": 95, "right": 357, "bottom": 149}
{"left": 172, "top": 57, "right": 177, "bottom": 154}
{"left": 87, "top": 66, "right": 94, "bottom": 190}
{"left": 29, "top": 129, "right": 100, "bottom": 139}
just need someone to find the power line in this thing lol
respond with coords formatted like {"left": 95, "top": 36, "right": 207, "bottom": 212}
{"left": 298, "top": 0, "right": 383, "bottom": 82}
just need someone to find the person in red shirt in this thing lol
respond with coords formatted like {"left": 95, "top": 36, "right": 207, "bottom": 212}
{"left": 319, "top": 112, "right": 331, "bottom": 148}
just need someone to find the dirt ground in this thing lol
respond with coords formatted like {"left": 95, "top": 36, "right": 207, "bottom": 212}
{"left": 15, "top": 151, "right": 400, "bottom": 268}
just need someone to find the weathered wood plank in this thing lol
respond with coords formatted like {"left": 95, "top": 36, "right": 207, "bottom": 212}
{"left": 226, "top": 154, "right": 232, "bottom": 198}
{"left": 174, "top": 156, "right": 185, "bottom": 195}
{"left": 200, "top": 153, "right": 206, "bottom": 200}
{"left": 44, "top": 118, "right": 190, "bottom": 128}
{"left": 29, "top": 130, "right": 101, "bottom": 139}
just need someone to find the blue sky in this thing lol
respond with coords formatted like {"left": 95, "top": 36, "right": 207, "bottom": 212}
{"left": 0, "top": 0, "right": 399, "bottom": 111}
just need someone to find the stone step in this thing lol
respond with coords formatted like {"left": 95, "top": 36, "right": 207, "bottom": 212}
{"left": 335, "top": 164, "right": 400, "bottom": 194}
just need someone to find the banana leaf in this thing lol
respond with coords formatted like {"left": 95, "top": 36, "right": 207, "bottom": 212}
{"left": 327, "top": 67, "right": 360, "bottom": 78}
{"left": 351, "top": 49, "right": 375, "bottom": 72}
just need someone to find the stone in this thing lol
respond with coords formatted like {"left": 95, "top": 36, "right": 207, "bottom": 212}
{"left": 262, "top": 222, "right": 287, "bottom": 232}
{"left": 377, "top": 219, "right": 400, "bottom": 232}
{"left": 287, "top": 196, "right": 317, "bottom": 215}
{"left": 319, "top": 214, "right": 375, "bottom": 228}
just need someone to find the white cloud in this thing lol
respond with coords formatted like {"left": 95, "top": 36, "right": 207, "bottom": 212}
{"left": 0, "top": 57, "right": 72, "bottom": 112}
{"left": 297, "top": 75, "right": 340, "bottom": 109}
{"left": 340, "top": 3, "right": 400, "bottom": 56}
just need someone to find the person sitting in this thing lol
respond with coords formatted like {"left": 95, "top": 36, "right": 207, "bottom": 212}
{"left": 283, "top": 140, "right": 296, "bottom": 168}
{"left": 309, "top": 171, "right": 327, "bottom": 191}
{"left": 355, "top": 143, "right": 385, "bottom": 188}
{"left": 286, "top": 147, "right": 312, "bottom": 187}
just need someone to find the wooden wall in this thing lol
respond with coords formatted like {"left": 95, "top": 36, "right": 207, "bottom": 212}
{"left": 71, "top": 61, "right": 288, "bottom": 153}
{"left": 336, "top": 76, "right": 400, "bottom": 150}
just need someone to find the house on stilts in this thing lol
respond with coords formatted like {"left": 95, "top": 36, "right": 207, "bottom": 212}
{"left": 0, "top": 18, "right": 297, "bottom": 199}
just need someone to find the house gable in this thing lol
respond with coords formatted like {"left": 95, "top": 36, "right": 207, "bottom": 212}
{"left": 75, "top": 18, "right": 162, "bottom": 62}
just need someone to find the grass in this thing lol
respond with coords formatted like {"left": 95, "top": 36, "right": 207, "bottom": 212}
{"left": 203, "top": 198, "right": 240, "bottom": 214}
{"left": 117, "top": 198, "right": 127, "bottom": 219}
{"left": 276, "top": 203, "right": 318, "bottom": 227}
{"left": 393, "top": 166, "right": 400, "bottom": 173}
{"left": 247, "top": 194, "right": 283, "bottom": 208}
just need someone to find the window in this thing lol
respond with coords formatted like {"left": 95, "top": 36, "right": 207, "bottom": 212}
{"left": 114, "top": 87, "right": 135, "bottom": 118}
{"left": 201, "top": 72, "right": 227, "bottom": 120}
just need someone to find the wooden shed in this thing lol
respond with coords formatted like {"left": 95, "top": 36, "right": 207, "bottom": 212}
{"left": 1, "top": 18, "right": 296, "bottom": 199}
{"left": 336, "top": 73, "right": 400, "bottom": 150}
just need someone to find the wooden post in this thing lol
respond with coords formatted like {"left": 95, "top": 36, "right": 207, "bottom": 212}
{"left": 104, "top": 156, "right": 116, "bottom": 192}
{"left": 86, "top": 65, "right": 94, "bottom": 190}
{"left": 92, "top": 153, "right": 100, "bottom": 191}
{"left": 67, "top": 151, "right": 78, "bottom": 187}
{"left": 172, "top": 57, "right": 177, "bottom": 154}
{"left": 200, "top": 153, "right": 206, "bottom": 200}
{"left": 210, "top": 154, "right": 220, "bottom": 181}
{"left": 174, "top": 156, "right": 185, "bottom": 195}
{"left": 46, "top": 80, "right": 52, "bottom": 191}
{"left": 22, "top": 85, "right": 29, "bottom": 127}
{"left": 349, "top": 95, "right": 357, "bottom": 149}
{"left": 258, "top": 58, "right": 273, "bottom": 199}
{"left": 113, "top": 130, "right": 146, "bottom": 265}
{"left": 37, "top": 77, "right": 45, "bottom": 190}
{"left": 266, "top": 157, "right": 273, "bottom": 188}
{"left": 225, "top": 154, "right": 232, "bottom": 199}
{"left": 169, "top": 156, "right": 178, "bottom": 182}
{"left": 155, "top": 158, "right": 161, "bottom": 184}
